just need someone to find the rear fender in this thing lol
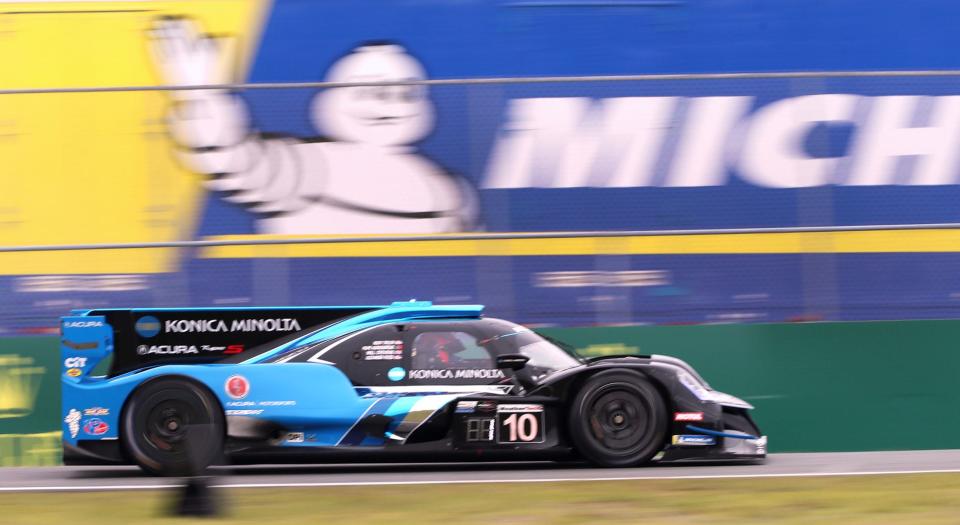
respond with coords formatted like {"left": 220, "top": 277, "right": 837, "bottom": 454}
{"left": 61, "top": 316, "right": 116, "bottom": 447}
{"left": 69, "top": 363, "right": 375, "bottom": 447}
{"left": 61, "top": 316, "right": 113, "bottom": 381}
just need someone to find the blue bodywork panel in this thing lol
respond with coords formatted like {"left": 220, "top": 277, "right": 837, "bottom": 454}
{"left": 61, "top": 302, "right": 485, "bottom": 449}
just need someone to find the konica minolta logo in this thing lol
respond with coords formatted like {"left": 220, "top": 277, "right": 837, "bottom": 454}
{"left": 134, "top": 316, "right": 161, "bottom": 338}
{"left": 163, "top": 318, "right": 302, "bottom": 333}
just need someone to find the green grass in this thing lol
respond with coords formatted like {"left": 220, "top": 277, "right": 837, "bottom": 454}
{"left": 2, "top": 474, "right": 960, "bottom": 524}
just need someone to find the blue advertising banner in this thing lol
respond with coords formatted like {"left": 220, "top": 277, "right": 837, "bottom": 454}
{"left": 3, "top": 0, "right": 960, "bottom": 330}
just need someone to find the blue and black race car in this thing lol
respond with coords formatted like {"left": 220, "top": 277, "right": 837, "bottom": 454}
{"left": 61, "top": 302, "right": 766, "bottom": 475}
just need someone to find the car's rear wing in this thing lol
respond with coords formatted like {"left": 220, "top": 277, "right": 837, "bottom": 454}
{"left": 60, "top": 307, "right": 375, "bottom": 378}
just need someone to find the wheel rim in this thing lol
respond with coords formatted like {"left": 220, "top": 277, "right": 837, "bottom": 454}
{"left": 583, "top": 383, "right": 654, "bottom": 456}
{"left": 144, "top": 399, "right": 195, "bottom": 453}
{"left": 128, "top": 384, "right": 218, "bottom": 472}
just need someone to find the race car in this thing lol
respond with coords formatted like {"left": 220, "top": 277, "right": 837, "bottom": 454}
{"left": 61, "top": 301, "right": 766, "bottom": 475}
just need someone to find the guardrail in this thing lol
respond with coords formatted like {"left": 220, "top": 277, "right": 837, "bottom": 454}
{"left": 3, "top": 223, "right": 960, "bottom": 253}
{"left": 2, "top": 68, "right": 960, "bottom": 94}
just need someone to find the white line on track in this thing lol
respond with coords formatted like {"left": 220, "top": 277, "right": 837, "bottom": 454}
{"left": 4, "top": 468, "right": 960, "bottom": 493}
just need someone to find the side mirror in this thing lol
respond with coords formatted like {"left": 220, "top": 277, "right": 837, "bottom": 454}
{"left": 496, "top": 354, "right": 529, "bottom": 371}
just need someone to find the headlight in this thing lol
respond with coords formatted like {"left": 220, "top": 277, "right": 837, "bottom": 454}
{"left": 676, "top": 371, "right": 753, "bottom": 409}
{"left": 677, "top": 370, "right": 712, "bottom": 400}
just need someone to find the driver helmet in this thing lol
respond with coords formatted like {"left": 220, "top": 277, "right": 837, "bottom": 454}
{"left": 415, "top": 332, "right": 465, "bottom": 367}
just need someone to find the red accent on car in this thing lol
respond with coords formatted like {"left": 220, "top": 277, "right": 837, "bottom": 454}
{"left": 226, "top": 375, "right": 249, "bottom": 399}
{"left": 674, "top": 412, "right": 705, "bottom": 422}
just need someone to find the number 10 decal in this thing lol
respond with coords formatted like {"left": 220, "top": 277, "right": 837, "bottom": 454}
{"left": 496, "top": 404, "right": 545, "bottom": 443}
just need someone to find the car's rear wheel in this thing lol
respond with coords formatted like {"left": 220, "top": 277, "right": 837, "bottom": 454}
{"left": 122, "top": 377, "right": 224, "bottom": 476}
{"left": 567, "top": 370, "right": 667, "bottom": 467}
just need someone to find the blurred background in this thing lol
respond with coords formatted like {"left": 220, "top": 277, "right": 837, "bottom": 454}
{"left": 3, "top": 0, "right": 960, "bottom": 465}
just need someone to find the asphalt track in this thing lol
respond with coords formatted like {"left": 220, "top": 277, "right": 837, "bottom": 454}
{"left": 1, "top": 450, "right": 960, "bottom": 492}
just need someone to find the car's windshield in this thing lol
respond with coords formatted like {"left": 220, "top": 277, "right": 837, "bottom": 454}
{"left": 479, "top": 319, "right": 582, "bottom": 380}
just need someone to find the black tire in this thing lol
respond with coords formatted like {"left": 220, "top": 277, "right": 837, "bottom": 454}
{"left": 121, "top": 377, "right": 224, "bottom": 476}
{"left": 567, "top": 370, "right": 667, "bottom": 467}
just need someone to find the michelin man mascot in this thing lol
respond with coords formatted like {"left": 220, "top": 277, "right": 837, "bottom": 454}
{"left": 148, "top": 18, "right": 476, "bottom": 234}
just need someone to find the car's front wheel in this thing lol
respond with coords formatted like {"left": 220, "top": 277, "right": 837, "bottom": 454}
{"left": 121, "top": 377, "right": 224, "bottom": 476}
{"left": 567, "top": 370, "right": 667, "bottom": 467}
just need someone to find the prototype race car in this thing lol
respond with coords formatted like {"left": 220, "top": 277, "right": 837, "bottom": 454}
{"left": 61, "top": 302, "right": 766, "bottom": 475}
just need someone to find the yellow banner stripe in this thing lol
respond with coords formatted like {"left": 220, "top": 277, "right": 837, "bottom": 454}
{"left": 198, "top": 229, "right": 960, "bottom": 258}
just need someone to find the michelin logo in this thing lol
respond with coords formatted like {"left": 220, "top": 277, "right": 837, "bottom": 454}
{"left": 64, "top": 409, "right": 81, "bottom": 439}
{"left": 148, "top": 18, "right": 476, "bottom": 235}
{"left": 672, "top": 434, "right": 716, "bottom": 446}
{"left": 485, "top": 94, "right": 960, "bottom": 189}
